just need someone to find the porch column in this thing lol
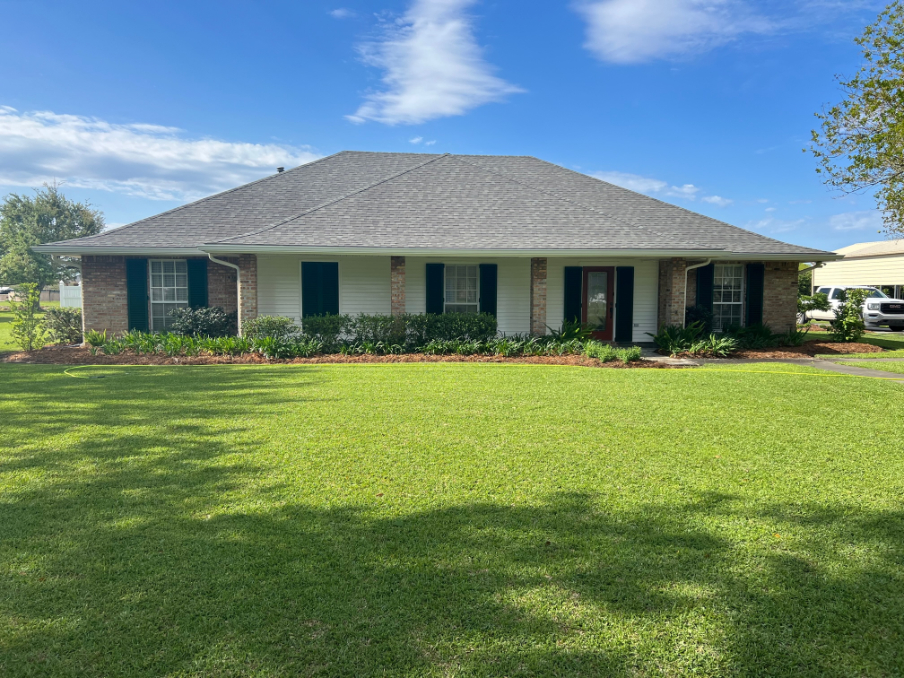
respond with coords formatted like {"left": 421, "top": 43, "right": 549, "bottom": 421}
{"left": 530, "top": 257, "right": 548, "bottom": 335}
{"left": 238, "top": 254, "right": 258, "bottom": 328}
{"left": 390, "top": 256, "right": 406, "bottom": 315}
{"left": 657, "top": 258, "right": 687, "bottom": 329}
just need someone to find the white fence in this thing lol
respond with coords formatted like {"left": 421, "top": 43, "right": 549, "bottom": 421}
{"left": 60, "top": 285, "right": 82, "bottom": 308}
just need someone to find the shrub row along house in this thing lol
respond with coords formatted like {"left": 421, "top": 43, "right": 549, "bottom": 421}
{"left": 36, "top": 152, "right": 836, "bottom": 341}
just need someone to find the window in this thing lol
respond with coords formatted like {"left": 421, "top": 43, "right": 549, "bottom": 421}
{"left": 831, "top": 288, "right": 844, "bottom": 300}
{"left": 712, "top": 264, "right": 743, "bottom": 331}
{"left": 149, "top": 259, "right": 188, "bottom": 330}
{"left": 445, "top": 265, "right": 479, "bottom": 314}
{"left": 816, "top": 287, "right": 831, "bottom": 296}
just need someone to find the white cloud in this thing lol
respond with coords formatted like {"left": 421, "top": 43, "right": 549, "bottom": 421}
{"left": 347, "top": 0, "right": 522, "bottom": 125}
{"left": 425, "top": 140, "right": 437, "bottom": 146}
{"left": 0, "top": 106, "right": 320, "bottom": 202}
{"left": 330, "top": 8, "right": 356, "bottom": 19}
{"left": 574, "top": 0, "right": 773, "bottom": 64}
{"left": 591, "top": 170, "right": 703, "bottom": 200}
{"left": 702, "top": 194, "right": 732, "bottom": 207}
{"left": 765, "top": 206, "right": 776, "bottom": 212}
{"left": 829, "top": 210, "right": 885, "bottom": 232}
{"left": 409, "top": 136, "right": 424, "bottom": 144}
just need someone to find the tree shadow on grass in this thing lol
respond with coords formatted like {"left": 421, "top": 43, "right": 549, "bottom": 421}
{"left": 1, "top": 480, "right": 902, "bottom": 676}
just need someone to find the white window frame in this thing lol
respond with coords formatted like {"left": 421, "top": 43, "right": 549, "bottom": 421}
{"left": 444, "top": 264, "right": 480, "bottom": 314}
{"left": 712, "top": 263, "right": 744, "bottom": 331}
{"left": 149, "top": 259, "right": 189, "bottom": 331}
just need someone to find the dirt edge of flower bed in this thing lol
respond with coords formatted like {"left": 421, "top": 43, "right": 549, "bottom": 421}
{"left": 668, "top": 340, "right": 884, "bottom": 360}
{"left": 1, "top": 345, "right": 672, "bottom": 369}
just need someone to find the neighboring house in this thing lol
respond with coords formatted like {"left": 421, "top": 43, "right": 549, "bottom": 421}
{"left": 35, "top": 151, "right": 837, "bottom": 341}
{"left": 812, "top": 239, "right": 904, "bottom": 300}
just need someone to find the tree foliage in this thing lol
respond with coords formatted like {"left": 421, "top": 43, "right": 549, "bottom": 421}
{"left": 0, "top": 184, "right": 104, "bottom": 289}
{"left": 9, "top": 283, "right": 48, "bottom": 351}
{"left": 810, "top": 2, "right": 904, "bottom": 235}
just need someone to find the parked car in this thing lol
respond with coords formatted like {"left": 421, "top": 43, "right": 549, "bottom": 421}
{"left": 809, "top": 285, "right": 904, "bottom": 331}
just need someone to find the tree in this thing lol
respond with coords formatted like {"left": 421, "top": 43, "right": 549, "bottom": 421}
{"left": 0, "top": 184, "right": 104, "bottom": 290}
{"left": 810, "top": 2, "right": 904, "bottom": 235}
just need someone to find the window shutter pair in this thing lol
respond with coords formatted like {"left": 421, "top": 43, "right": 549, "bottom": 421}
{"left": 302, "top": 261, "right": 340, "bottom": 318}
{"left": 126, "top": 258, "right": 209, "bottom": 331}
{"left": 425, "top": 263, "right": 498, "bottom": 316}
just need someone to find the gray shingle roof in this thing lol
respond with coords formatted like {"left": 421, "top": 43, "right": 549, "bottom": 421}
{"left": 42, "top": 151, "right": 832, "bottom": 257}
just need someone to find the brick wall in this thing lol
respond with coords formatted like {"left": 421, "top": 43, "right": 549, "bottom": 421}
{"left": 390, "top": 256, "right": 406, "bottom": 315}
{"left": 657, "top": 258, "right": 687, "bottom": 329}
{"left": 208, "top": 257, "right": 238, "bottom": 314}
{"left": 238, "top": 254, "right": 258, "bottom": 328}
{"left": 530, "top": 257, "right": 547, "bottom": 335}
{"left": 81, "top": 255, "right": 129, "bottom": 334}
{"left": 761, "top": 260, "right": 798, "bottom": 332}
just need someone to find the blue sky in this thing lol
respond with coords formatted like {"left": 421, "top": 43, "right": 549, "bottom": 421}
{"left": 0, "top": 0, "right": 887, "bottom": 251}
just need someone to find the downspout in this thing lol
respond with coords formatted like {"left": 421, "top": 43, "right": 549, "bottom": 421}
{"left": 207, "top": 254, "right": 243, "bottom": 336}
{"left": 683, "top": 258, "right": 712, "bottom": 320}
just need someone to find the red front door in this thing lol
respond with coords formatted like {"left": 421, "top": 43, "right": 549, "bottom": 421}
{"left": 582, "top": 267, "right": 614, "bottom": 341}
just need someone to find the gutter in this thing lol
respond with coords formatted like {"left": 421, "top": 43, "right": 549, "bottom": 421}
{"left": 207, "top": 254, "right": 244, "bottom": 337}
{"left": 683, "top": 259, "right": 712, "bottom": 317}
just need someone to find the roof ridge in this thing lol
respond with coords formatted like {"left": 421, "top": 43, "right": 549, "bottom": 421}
{"left": 450, "top": 156, "right": 717, "bottom": 251}
{"left": 211, "top": 153, "right": 450, "bottom": 244}
{"left": 59, "top": 150, "right": 346, "bottom": 246}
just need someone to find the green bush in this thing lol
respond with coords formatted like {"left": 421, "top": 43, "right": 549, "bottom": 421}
{"left": 615, "top": 346, "right": 643, "bottom": 363}
{"left": 647, "top": 322, "right": 705, "bottom": 356}
{"left": 583, "top": 340, "right": 618, "bottom": 362}
{"left": 84, "top": 329, "right": 108, "bottom": 348}
{"left": 830, "top": 288, "right": 867, "bottom": 342}
{"left": 724, "top": 324, "right": 778, "bottom": 350}
{"left": 244, "top": 316, "right": 300, "bottom": 341}
{"left": 43, "top": 307, "right": 82, "bottom": 344}
{"left": 547, "top": 319, "right": 594, "bottom": 342}
{"left": 8, "top": 283, "right": 47, "bottom": 352}
{"left": 169, "top": 306, "right": 237, "bottom": 337}
{"left": 684, "top": 306, "right": 714, "bottom": 334}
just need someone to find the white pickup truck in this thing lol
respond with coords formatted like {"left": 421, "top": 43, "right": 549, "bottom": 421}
{"left": 808, "top": 285, "right": 904, "bottom": 331}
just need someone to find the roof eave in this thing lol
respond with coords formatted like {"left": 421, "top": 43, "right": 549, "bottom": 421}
{"left": 31, "top": 245, "right": 207, "bottom": 256}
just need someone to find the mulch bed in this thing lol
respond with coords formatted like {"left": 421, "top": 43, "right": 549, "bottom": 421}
{"left": 673, "top": 340, "right": 884, "bottom": 360}
{"left": 1, "top": 345, "right": 670, "bottom": 369}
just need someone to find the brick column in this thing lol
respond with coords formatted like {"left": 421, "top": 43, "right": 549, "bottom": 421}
{"left": 81, "top": 255, "right": 129, "bottom": 334}
{"left": 530, "top": 257, "right": 548, "bottom": 335}
{"left": 657, "top": 258, "right": 688, "bottom": 329}
{"left": 390, "top": 256, "right": 406, "bottom": 315}
{"left": 762, "top": 261, "right": 798, "bottom": 333}
{"left": 238, "top": 254, "right": 258, "bottom": 332}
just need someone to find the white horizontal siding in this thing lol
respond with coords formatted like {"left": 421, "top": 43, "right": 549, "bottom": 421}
{"left": 256, "top": 254, "right": 391, "bottom": 321}
{"left": 813, "top": 256, "right": 904, "bottom": 287}
{"left": 404, "top": 257, "right": 530, "bottom": 335}
{"left": 547, "top": 258, "right": 659, "bottom": 343}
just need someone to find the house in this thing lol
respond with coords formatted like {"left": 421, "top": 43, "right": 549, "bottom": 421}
{"left": 812, "top": 238, "right": 904, "bottom": 299}
{"left": 35, "top": 151, "right": 837, "bottom": 341}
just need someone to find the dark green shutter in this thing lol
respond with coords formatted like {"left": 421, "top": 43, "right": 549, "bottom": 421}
{"left": 695, "top": 263, "right": 714, "bottom": 312}
{"left": 186, "top": 258, "right": 208, "bottom": 308}
{"left": 479, "top": 264, "right": 497, "bottom": 317}
{"left": 426, "top": 263, "right": 445, "bottom": 314}
{"left": 301, "top": 262, "right": 339, "bottom": 318}
{"left": 746, "top": 263, "right": 765, "bottom": 326}
{"left": 125, "top": 258, "right": 149, "bottom": 331}
{"left": 615, "top": 266, "right": 635, "bottom": 342}
{"left": 563, "top": 267, "right": 582, "bottom": 324}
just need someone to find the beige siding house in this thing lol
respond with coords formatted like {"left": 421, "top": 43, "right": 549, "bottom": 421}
{"left": 813, "top": 239, "right": 904, "bottom": 299}
{"left": 35, "top": 151, "right": 836, "bottom": 341}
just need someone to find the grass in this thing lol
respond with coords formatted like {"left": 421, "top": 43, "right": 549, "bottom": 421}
{"left": 838, "top": 360, "right": 904, "bottom": 374}
{"left": 1, "top": 363, "right": 903, "bottom": 677}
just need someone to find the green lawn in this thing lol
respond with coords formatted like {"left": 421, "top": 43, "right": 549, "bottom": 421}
{"left": 1, "top": 363, "right": 903, "bottom": 677}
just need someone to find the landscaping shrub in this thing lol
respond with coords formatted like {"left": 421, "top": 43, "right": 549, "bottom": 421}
{"left": 547, "top": 319, "right": 594, "bottom": 342}
{"left": 724, "top": 324, "right": 779, "bottom": 350}
{"left": 43, "top": 307, "right": 83, "bottom": 344}
{"left": 582, "top": 340, "right": 618, "bottom": 362}
{"left": 831, "top": 288, "right": 867, "bottom": 342}
{"left": 244, "top": 315, "right": 300, "bottom": 342}
{"left": 647, "top": 322, "right": 705, "bottom": 356}
{"left": 8, "top": 284, "right": 47, "bottom": 352}
{"left": 84, "top": 329, "right": 108, "bottom": 347}
{"left": 300, "top": 314, "right": 351, "bottom": 350}
{"left": 169, "top": 306, "right": 237, "bottom": 337}
{"left": 615, "top": 346, "right": 643, "bottom": 363}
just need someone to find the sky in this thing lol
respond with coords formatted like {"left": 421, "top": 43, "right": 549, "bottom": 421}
{"left": 0, "top": 0, "right": 889, "bottom": 252}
